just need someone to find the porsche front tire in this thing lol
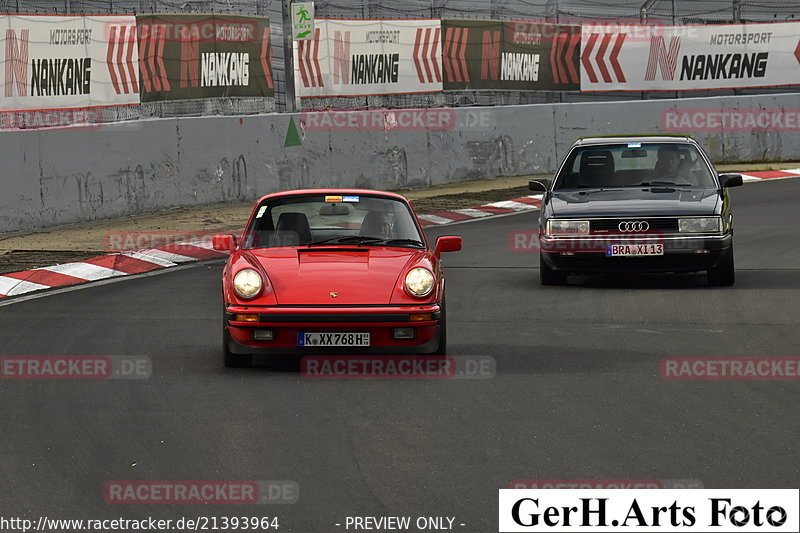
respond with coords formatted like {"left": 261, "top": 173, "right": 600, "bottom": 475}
{"left": 435, "top": 296, "right": 447, "bottom": 355}
{"left": 224, "top": 328, "right": 253, "bottom": 368}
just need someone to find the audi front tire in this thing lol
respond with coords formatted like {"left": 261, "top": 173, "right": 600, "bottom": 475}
{"left": 540, "top": 254, "right": 568, "bottom": 286}
{"left": 707, "top": 246, "right": 735, "bottom": 287}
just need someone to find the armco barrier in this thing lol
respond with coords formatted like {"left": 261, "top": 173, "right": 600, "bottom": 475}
{"left": 1, "top": 92, "right": 799, "bottom": 233}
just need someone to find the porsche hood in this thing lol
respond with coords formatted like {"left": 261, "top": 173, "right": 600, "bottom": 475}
{"left": 243, "top": 247, "right": 428, "bottom": 305}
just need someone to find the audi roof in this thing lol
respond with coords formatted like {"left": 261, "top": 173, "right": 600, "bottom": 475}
{"left": 574, "top": 135, "right": 697, "bottom": 146}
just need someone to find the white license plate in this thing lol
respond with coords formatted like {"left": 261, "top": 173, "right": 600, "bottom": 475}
{"left": 606, "top": 243, "right": 664, "bottom": 257}
{"left": 298, "top": 332, "right": 371, "bottom": 347}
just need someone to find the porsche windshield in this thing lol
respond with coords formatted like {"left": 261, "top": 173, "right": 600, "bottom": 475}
{"left": 554, "top": 143, "right": 717, "bottom": 190}
{"left": 241, "top": 194, "right": 424, "bottom": 249}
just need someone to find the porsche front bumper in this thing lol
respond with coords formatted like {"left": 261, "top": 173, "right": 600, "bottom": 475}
{"left": 225, "top": 304, "right": 442, "bottom": 354}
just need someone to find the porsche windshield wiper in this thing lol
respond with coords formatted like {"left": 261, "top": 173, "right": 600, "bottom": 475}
{"left": 382, "top": 238, "right": 425, "bottom": 247}
{"left": 307, "top": 236, "right": 425, "bottom": 248}
{"left": 307, "top": 236, "right": 385, "bottom": 246}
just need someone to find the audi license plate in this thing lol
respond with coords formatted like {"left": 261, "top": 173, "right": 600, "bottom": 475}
{"left": 606, "top": 243, "right": 664, "bottom": 256}
{"left": 298, "top": 332, "right": 371, "bottom": 347}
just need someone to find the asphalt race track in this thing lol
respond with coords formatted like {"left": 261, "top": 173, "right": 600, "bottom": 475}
{"left": 1, "top": 179, "right": 799, "bottom": 531}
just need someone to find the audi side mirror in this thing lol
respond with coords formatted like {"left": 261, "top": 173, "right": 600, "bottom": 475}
{"left": 529, "top": 179, "right": 551, "bottom": 192}
{"left": 719, "top": 174, "right": 743, "bottom": 188}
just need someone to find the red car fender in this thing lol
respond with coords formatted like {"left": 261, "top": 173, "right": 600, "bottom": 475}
{"left": 222, "top": 250, "right": 278, "bottom": 306}
{"left": 389, "top": 252, "right": 440, "bottom": 305}
{"left": 433, "top": 255, "right": 445, "bottom": 302}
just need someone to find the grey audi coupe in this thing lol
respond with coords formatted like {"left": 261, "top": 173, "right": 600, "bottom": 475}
{"left": 530, "top": 135, "right": 742, "bottom": 286}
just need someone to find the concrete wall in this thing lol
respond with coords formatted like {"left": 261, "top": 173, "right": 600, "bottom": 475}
{"left": 2, "top": 92, "right": 799, "bottom": 233}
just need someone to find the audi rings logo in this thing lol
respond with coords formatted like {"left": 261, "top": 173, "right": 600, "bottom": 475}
{"left": 618, "top": 221, "right": 650, "bottom": 232}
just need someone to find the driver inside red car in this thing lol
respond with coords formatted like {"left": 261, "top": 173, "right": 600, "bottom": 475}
{"left": 360, "top": 210, "right": 394, "bottom": 239}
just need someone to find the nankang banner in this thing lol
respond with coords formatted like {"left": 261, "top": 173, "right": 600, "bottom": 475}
{"left": 580, "top": 21, "right": 800, "bottom": 91}
{"left": 136, "top": 15, "right": 273, "bottom": 101}
{"left": 442, "top": 20, "right": 581, "bottom": 91}
{"left": 293, "top": 18, "right": 442, "bottom": 98}
{"left": 0, "top": 15, "right": 139, "bottom": 112}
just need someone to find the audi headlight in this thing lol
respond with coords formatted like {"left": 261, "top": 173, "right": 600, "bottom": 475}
{"left": 233, "top": 269, "right": 263, "bottom": 299}
{"left": 546, "top": 219, "right": 590, "bottom": 236}
{"left": 405, "top": 268, "right": 435, "bottom": 297}
{"left": 678, "top": 217, "right": 722, "bottom": 233}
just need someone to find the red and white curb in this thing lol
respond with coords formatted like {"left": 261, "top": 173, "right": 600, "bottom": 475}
{"left": 739, "top": 168, "right": 800, "bottom": 182}
{"left": 0, "top": 242, "right": 224, "bottom": 299}
{"left": 0, "top": 168, "right": 797, "bottom": 299}
{"left": 418, "top": 195, "right": 544, "bottom": 227}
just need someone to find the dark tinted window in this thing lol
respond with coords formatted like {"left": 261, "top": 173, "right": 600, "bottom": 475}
{"left": 554, "top": 143, "right": 717, "bottom": 190}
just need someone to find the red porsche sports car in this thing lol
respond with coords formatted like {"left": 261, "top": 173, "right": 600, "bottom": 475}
{"left": 212, "top": 189, "right": 462, "bottom": 367}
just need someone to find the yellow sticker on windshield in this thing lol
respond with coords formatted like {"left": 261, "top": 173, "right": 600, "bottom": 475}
{"left": 325, "top": 195, "right": 343, "bottom": 202}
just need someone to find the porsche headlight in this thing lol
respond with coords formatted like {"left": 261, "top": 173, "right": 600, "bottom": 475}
{"left": 546, "top": 219, "right": 590, "bottom": 236}
{"left": 405, "top": 268, "right": 435, "bottom": 297}
{"left": 233, "top": 269, "right": 263, "bottom": 299}
{"left": 678, "top": 217, "right": 722, "bottom": 233}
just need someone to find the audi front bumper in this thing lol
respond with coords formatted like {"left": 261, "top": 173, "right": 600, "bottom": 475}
{"left": 539, "top": 233, "right": 733, "bottom": 274}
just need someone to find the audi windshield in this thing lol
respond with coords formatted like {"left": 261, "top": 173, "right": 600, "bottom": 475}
{"left": 554, "top": 143, "right": 718, "bottom": 190}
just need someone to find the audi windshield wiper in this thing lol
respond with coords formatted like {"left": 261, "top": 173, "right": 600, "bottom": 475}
{"left": 557, "top": 185, "right": 618, "bottom": 191}
{"left": 578, "top": 187, "right": 621, "bottom": 193}
{"left": 307, "top": 236, "right": 385, "bottom": 246}
{"left": 639, "top": 181, "right": 693, "bottom": 187}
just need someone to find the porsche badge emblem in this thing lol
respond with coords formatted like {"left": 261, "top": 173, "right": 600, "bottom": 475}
{"left": 329, "top": 291, "right": 338, "bottom": 298}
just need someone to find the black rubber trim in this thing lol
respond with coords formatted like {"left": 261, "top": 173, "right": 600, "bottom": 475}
{"left": 227, "top": 312, "right": 440, "bottom": 323}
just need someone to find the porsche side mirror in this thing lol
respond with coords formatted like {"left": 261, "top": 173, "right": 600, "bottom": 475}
{"left": 212, "top": 234, "right": 236, "bottom": 251}
{"left": 434, "top": 235, "right": 462, "bottom": 256}
{"left": 529, "top": 179, "right": 550, "bottom": 192}
{"left": 719, "top": 174, "right": 743, "bottom": 188}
